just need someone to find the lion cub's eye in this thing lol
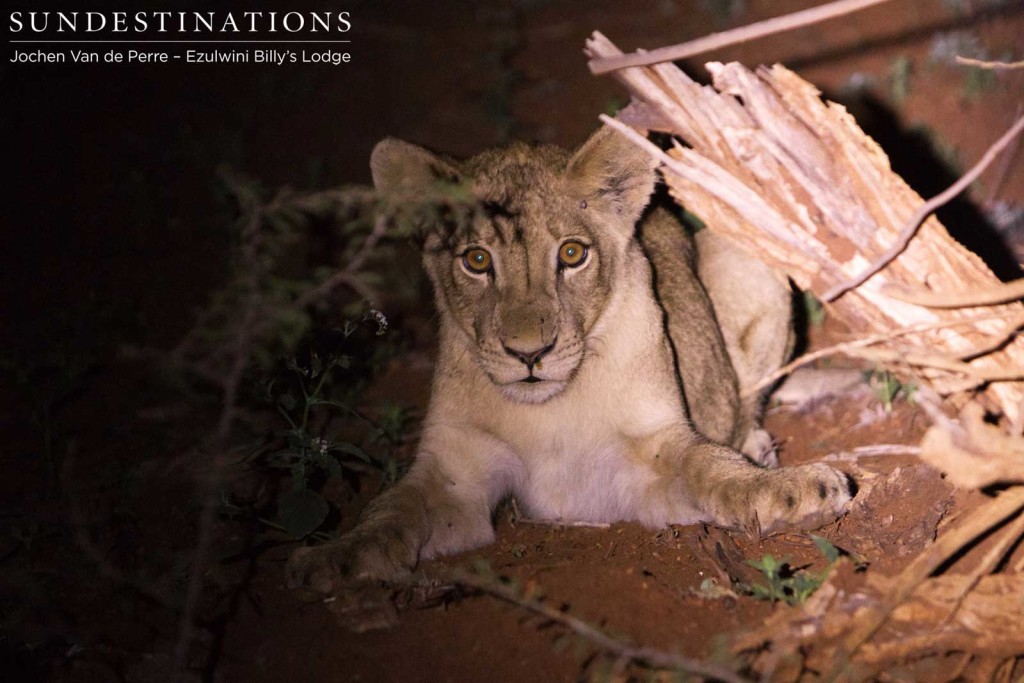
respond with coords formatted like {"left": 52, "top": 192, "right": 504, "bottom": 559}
{"left": 462, "top": 247, "right": 493, "bottom": 274}
{"left": 558, "top": 241, "right": 588, "bottom": 269}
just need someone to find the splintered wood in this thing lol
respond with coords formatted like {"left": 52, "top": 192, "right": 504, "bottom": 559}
{"left": 586, "top": 31, "right": 1024, "bottom": 429}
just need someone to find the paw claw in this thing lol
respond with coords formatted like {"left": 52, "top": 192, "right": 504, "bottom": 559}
{"left": 755, "top": 463, "right": 853, "bottom": 534}
{"left": 285, "top": 527, "right": 417, "bottom": 595}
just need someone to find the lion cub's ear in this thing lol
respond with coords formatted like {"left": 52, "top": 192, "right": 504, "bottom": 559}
{"left": 370, "top": 138, "right": 462, "bottom": 195}
{"left": 566, "top": 126, "right": 658, "bottom": 226}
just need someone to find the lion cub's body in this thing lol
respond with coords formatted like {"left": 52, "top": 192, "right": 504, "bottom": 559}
{"left": 288, "top": 129, "right": 851, "bottom": 592}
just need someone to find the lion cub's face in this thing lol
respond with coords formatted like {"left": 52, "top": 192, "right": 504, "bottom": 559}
{"left": 371, "top": 129, "right": 657, "bottom": 404}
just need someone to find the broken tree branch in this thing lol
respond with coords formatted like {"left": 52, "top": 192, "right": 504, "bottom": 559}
{"left": 587, "top": 0, "right": 893, "bottom": 75}
{"left": 588, "top": 32, "right": 1024, "bottom": 424}
{"left": 824, "top": 485, "right": 1024, "bottom": 679}
{"left": 822, "top": 113, "right": 1024, "bottom": 302}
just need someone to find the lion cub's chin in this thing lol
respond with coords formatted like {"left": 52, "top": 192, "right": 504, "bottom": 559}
{"left": 496, "top": 378, "right": 570, "bottom": 404}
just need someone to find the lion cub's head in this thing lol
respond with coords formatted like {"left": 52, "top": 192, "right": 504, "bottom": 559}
{"left": 371, "top": 128, "right": 657, "bottom": 404}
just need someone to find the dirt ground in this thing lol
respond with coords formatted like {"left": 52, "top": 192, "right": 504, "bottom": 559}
{"left": 4, "top": 1, "right": 1024, "bottom": 681}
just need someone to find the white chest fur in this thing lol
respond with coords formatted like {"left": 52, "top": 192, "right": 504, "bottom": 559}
{"left": 433, "top": 272, "right": 688, "bottom": 522}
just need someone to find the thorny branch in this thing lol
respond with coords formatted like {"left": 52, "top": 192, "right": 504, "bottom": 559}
{"left": 173, "top": 183, "right": 267, "bottom": 675}
{"left": 414, "top": 570, "right": 748, "bottom": 683}
{"left": 168, "top": 180, "right": 403, "bottom": 674}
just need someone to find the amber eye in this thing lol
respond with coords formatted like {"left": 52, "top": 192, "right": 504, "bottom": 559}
{"left": 462, "top": 247, "right": 492, "bottom": 274}
{"left": 558, "top": 241, "right": 588, "bottom": 269}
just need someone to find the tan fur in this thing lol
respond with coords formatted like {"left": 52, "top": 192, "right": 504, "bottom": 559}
{"left": 287, "top": 128, "right": 851, "bottom": 593}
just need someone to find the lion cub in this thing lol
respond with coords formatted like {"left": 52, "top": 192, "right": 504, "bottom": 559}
{"left": 287, "top": 127, "right": 851, "bottom": 593}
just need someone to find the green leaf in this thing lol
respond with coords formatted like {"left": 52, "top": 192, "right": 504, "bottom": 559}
{"left": 811, "top": 534, "right": 841, "bottom": 565}
{"left": 277, "top": 489, "right": 329, "bottom": 539}
{"left": 316, "top": 451, "right": 344, "bottom": 477}
{"left": 331, "top": 441, "right": 371, "bottom": 463}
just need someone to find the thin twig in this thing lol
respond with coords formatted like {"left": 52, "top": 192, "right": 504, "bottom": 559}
{"left": 824, "top": 486, "right": 1024, "bottom": 680}
{"left": 824, "top": 444, "right": 921, "bottom": 462}
{"left": 173, "top": 200, "right": 266, "bottom": 675}
{"left": 853, "top": 346, "right": 1024, "bottom": 383}
{"left": 587, "top": 0, "right": 893, "bottom": 74}
{"left": 67, "top": 456, "right": 181, "bottom": 611}
{"left": 985, "top": 103, "right": 1024, "bottom": 205}
{"left": 956, "top": 56, "right": 1024, "bottom": 70}
{"left": 822, "top": 113, "right": 1024, "bottom": 302}
{"left": 738, "top": 311, "right": 1019, "bottom": 397}
{"left": 289, "top": 214, "right": 390, "bottom": 311}
{"left": 938, "top": 509, "right": 1024, "bottom": 630}
{"left": 514, "top": 518, "right": 612, "bottom": 529}
{"left": 343, "top": 214, "right": 390, "bottom": 281}
{"left": 439, "top": 570, "right": 748, "bottom": 683}
{"left": 882, "top": 278, "right": 1024, "bottom": 308}
{"left": 957, "top": 315, "right": 1024, "bottom": 361}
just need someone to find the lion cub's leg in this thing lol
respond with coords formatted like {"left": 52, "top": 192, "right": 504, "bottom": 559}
{"left": 695, "top": 231, "right": 794, "bottom": 466}
{"left": 286, "top": 441, "right": 503, "bottom": 594}
{"left": 642, "top": 429, "right": 851, "bottom": 534}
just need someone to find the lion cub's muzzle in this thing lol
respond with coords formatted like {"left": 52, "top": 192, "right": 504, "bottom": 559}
{"left": 501, "top": 336, "right": 557, "bottom": 381}
{"left": 480, "top": 327, "right": 584, "bottom": 404}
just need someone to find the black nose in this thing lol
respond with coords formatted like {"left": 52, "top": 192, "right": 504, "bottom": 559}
{"left": 502, "top": 338, "right": 556, "bottom": 370}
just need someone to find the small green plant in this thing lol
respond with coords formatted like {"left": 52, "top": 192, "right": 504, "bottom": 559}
{"left": 961, "top": 63, "right": 998, "bottom": 102}
{"left": 250, "top": 313, "right": 414, "bottom": 539}
{"left": 801, "top": 290, "right": 826, "bottom": 328}
{"left": 603, "top": 96, "right": 628, "bottom": 117}
{"left": 865, "top": 368, "right": 916, "bottom": 412}
{"left": 368, "top": 401, "right": 416, "bottom": 485}
{"left": 745, "top": 535, "right": 840, "bottom": 606}
{"left": 888, "top": 56, "right": 913, "bottom": 105}
{"left": 926, "top": 30, "right": 1001, "bottom": 103}
{"left": 696, "top": 577, "right": 737, "bottom": 600}
{"left": 699, "top": 0, "right": 746, "bottom": 24}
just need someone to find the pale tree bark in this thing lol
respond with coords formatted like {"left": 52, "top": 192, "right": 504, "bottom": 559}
{"left": 586, "top": 31, "right": 1024, "bottom": 429}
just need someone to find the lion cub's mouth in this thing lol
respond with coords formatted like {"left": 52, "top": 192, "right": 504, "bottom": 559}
{"left": 521, "top": 376, "right": 542, "bottom": 384}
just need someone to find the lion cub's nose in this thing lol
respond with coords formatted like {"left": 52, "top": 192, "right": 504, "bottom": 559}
{"left": 502, "top": 338, "right": 556, "bottom": 369}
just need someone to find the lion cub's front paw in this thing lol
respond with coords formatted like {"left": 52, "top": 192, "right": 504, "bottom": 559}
{"left": 753, "top": 463, "right": 852, "bottom": 535}
{"left": 285, "top": 526, "right": 418, "bottom": 595}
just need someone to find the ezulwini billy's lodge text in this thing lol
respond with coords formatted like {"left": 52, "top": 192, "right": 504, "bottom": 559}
{"left": 11, "top": 48, "right": 352, "bottom": 66}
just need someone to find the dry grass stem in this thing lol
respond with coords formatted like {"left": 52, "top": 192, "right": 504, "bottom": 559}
{"left": 956, "top": 56, "right": 1024, "bottom": 70}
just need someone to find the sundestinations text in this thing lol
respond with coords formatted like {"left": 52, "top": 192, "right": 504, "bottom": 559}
{"left": 9, "top": 11, "right": 352, "bottom": 34}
